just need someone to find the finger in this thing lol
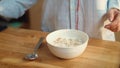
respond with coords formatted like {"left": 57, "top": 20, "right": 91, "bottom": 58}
{"left": 108, "top": 10, "right": 114, "bottom": 21}
{"left": 116, "top": 26, "right": 120, "bottom": 32}
{"left": 105, "top": 21, "right": 118, "bottom": 30}
{"left": 113, "top": 13, "right": 120, "bottom": 32}
{"left": 107, "top": 13, "right": 120, "bottom": 32}
{"left": 112, "top": 24, "right": 120, "bottom": 32}
{"left": 105, "top": 25, "right": 117, "bottom": 32}
{"left": 107, "top": 9, "right": 118, "bottom": 22}
{"left": 104, "top": 25, "right": 110, "bottom": 29}
{"left": 116, "top": 17, "right": 120, "bottom": 32}
{"left": 110, "top": 26, "right": 118, "bottom": 32}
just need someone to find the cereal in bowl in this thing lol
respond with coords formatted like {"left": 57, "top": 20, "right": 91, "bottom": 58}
{"left": 53, "top": 38, "right": 82, "bottom": 47}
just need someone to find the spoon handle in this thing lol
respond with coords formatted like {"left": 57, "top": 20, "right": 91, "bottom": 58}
{"left": 34, "top": 37, "right": 44, "bottom": 53}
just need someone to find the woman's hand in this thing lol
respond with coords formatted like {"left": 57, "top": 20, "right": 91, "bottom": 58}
{"left": 105, "top": 8, "right": 120, "bottom": 32}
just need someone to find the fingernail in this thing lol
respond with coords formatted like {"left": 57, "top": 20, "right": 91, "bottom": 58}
{"left": 110, "top": 18, "right": 113, "bottom": 22}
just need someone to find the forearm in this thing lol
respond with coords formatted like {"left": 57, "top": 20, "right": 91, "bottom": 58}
{"left": 0, "top": 0, "right": 37, "bottom": 19}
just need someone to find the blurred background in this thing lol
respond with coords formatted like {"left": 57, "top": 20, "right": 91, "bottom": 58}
{"left": 6, "top": 0, "right": 120, "bottom": 42}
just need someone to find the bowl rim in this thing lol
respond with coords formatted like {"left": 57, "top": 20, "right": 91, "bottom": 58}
{"left": 46, "top": 29, "right": 89, "bottom": 49}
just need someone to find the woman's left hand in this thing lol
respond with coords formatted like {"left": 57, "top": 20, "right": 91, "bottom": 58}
{"left": 105, "top": 8, "right": 120, "bottom": 32}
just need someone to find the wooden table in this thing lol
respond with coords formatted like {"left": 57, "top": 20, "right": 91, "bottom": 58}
{"left": 0, "top": 27, "right": 120, "bottom": 68}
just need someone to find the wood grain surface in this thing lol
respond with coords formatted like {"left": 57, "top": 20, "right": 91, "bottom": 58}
{"left": 0, "top": 27, "right": 120, "bottom": 68}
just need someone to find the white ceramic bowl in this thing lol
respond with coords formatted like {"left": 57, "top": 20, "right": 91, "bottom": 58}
{"left": 46, "top": 29, "right": 89, "bottom": 59}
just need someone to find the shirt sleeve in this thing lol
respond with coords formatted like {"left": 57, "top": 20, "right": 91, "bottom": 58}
{"left": 107, "top": 0, "right": 120, "bottom": 10}
{"left": 0, "top": 0, "right": 37, "bottom": 19}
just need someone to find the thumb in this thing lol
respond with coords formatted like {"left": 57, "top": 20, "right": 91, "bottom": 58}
{"left": 108, "top": 8, "right": 119, "bottom": 22}
{"left": 108, "top": 10, "right": 114, "bottom": 22}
